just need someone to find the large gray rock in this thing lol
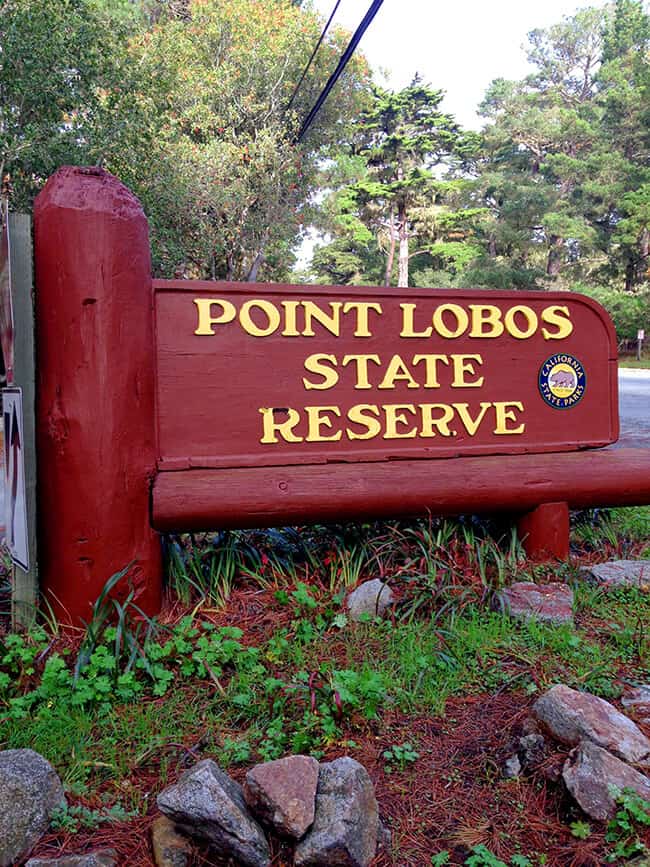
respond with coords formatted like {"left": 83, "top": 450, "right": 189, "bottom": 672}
{"left": 533, "top": 684, "right": 650, "bottom": 768}
{"left": 0, "top": 749, "right": 66, "bottom": 867}
{"left": 581, "top": 560, "right": 650, "bottom": 589}
{"left": 346, "top": 580, "right": 394, "bottom": 622}
{"left": 294, "top": 757, "right": 378, "bottom": 867}
{"left": 498, "top": 582, "right": 573, "bottom": 624}
{"left": 157, "top": 759, "right": 270, "bottom": 867}
{"left": 244, "top": 755, "right": 319, "bottom": 839}
{"left": 26, "top": 851, "right": 117, "bottom": 867}
{"left": 562, "top": 740, "right": 650, "bottom": 821}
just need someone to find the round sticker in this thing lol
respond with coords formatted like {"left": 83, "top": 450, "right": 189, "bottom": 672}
{"left": 538, "top": 354, "right": 586, "bottom": 409}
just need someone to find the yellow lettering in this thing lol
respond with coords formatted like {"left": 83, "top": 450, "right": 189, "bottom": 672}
{"left": 281, "top": 300, "right": 301, "bottom": 336}
{"left": 342, "top": 302, "right": 382, "bottom": 337}
{"left": 193, "top": 298, "right": 236, "bottom": 335}
{"left": 541, "top": 305, "right": 574, "bottom": 340}
{"left": 494, "top": 401, "right": 525, "bottom": 434}
{"left": 384, "top": 404, "right": 418, "bottom": 439}
{"left": 453, "top": 402, "right": 492, "bottom": 436}
{"left": 302, "top": 301, "right": 342, "bottom": 337}
{"left": 346, "top": 404, "right": 382, "bottom": 440}
{"left": 342, "top": 354, "right": 381, "bottom": 389}
{"left": 432, "top": 303, "right": 469, "bottom": 338}
{"left": 420, "top": 404, "right": 455, "bottom": 437}
{"left": 259, "top": 407, "right": 303, "bottom": 443}
{"left": 302, "top": 354, "right": 339, "bottom": 390}
{"left": 378, "top": 355, "right": 420, "bottom": 390}
{"left": 411, "top": 354, "right": 450, "bottom": 388}
{"left": 504, "top": 306, "right": 537, "bottom": 339}
{"left": 240, "top": 299, "right": 281, "bottom": 337}
{"left": 469, "top": 305, "right": 505, "bottom": 338}
{"left": 451, "top": 354, "right": 484, "bottom": 388}
{"left": 305, "top": 406, "right": 342, "bottom": 442}
{"left": 400, "top": 303, "right": 433, "bottom": 337}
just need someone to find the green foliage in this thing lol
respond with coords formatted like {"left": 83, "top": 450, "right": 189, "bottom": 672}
{"left": 605, "top": 787, "right": 650, "bottom": 861}
{"left": 0, "top": 0, "right": 140, "bottom": 208}
{"left": 50, "top": 801, "right": 136, "bottom": 833}
{"left": 463, "top": 846, "right": 532, "bottom": 867}
{"left": 312, "top": 77, "right": 474, "bottom": 287}
{"left": 166, "top": 532, "right": 264, "bottom": 605}
{"left": 1, "top": 514, "right": 649, "bottom": 867}
{"left": 382, "top": 741, "right": 419, "bottom": 772}
{"left": 3, "top": 0, "right": 371, "bottom": 282}
{"left": 570, "top": 820, "right": 592, "bottom": 839}
{"left": 575, "top": 284, "right": 650, "bottom": 342}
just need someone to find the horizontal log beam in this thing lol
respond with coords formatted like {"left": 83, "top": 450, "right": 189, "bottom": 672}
{"left": 152, "top": 448, "right": 650, "bottom": 532}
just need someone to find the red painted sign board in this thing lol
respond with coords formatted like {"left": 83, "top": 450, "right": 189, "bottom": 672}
{"left": 154, "top": 282, "right": 618, "bottom": 471}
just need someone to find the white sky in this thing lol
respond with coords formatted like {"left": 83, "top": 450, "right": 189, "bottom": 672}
{"left": 311, "top": 0, "right": 610, "bottom": 129}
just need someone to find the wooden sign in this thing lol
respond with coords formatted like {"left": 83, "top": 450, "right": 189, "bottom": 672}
{"left": 155, "top": 282, "right": 618, "bottom": 471}
{"left": 37, "top": 168, "right": 649, "bottom": 627}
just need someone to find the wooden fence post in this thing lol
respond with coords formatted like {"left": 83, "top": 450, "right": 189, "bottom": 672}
{"left": 34, "top": 167, "right": 162, "bottom": 625}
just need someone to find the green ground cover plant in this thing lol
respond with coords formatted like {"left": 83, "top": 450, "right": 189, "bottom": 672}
{"left": 1, "top": 506, "right": 649, "bottom": 863}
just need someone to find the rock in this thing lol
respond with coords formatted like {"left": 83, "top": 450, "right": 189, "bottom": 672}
{"left": 562, "top": 740, "right": 650, "bottom": 822}
{"left": 521, "top": 716, "right": 542, "bottom": 736}
{"left": 152, "top": 816, "right": 192, "bottom": 867}
{"left": 244, "top": 755, "right": 319, "bottom": 839}
{"left": 622, "top": 686, "right": 650, "bottom": 724}
{"left": 503, "top": 754, "right": 521, "bottom": 779}
{"left": 346, "top": 579, "right": 395, "bottom": 622}
{"left": 25, "top": 852, "right": 117, "bottom": 867}
{"left": 295, "top": 756, "right": 378, "bottom": 867}
{"left": 498, "top": 582, "right": 573, "bottom": 624}
{"left": 0, "top": 748, "right": 66, "bottom": 867}
{"left": 157, "top": 759, "right": 270, "bottom": 867}
{"left": 532, "top": 684, "right": 650, "bottom": 768}
{"left": 518, "top": 733, "right": 546, "bottom": 768}
{"left": 580, "top": 560, "right": 650, "bottom": 589}
{"left": 377, "top": 821, "right": 391, "bottom": 852}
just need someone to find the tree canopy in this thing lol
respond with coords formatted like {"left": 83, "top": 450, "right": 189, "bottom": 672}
{"left": 1, "top": 0, "right": 649, "bottom": 336}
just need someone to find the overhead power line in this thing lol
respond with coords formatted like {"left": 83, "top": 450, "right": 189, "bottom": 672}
{"left": 296, "top": 0, "right": 384, "bottom": 143}
{"left": 286, "top": 0, "right": 343, "bottom": 115}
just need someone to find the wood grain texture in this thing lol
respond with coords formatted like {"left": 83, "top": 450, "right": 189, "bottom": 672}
{"left": 34, "top": 167, "right": 161, "bottom": 625}
{"left": 517, "top": 502, "right": 570, "bottom": 561}
{"left": 152, "top": 448, "right": 650, "bottom": 532}
{"left": 154, "top": 281, "right": 619, "bottom": 470}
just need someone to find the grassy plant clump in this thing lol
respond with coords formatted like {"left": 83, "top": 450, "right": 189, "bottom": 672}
{"left": 572, "top": 506, "right": 650, "bottom": 556}
{"left": 3, "top": 511, "right": 650, "bottom": 862}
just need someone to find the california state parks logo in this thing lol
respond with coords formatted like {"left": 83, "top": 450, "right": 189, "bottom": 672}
{"left": 538, "top": 354, "right": 586, "bottom": 409}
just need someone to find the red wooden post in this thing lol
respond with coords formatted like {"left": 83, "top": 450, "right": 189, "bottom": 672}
{"left": 34, "top": 167, "right": 161, "bottom": 624}
{"left": 517, "top": 501, "right": 570, "bottom": 562}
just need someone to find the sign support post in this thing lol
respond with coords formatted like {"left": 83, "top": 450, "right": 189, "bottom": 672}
{"left": 34, "top": 167, "right": 161, "bottom": 625}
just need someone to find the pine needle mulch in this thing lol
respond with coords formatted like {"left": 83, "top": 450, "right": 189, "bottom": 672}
{"left": 26, "top": 687, "right": 650, "bottom": 866}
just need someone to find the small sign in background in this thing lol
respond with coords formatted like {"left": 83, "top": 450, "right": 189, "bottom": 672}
{"left": 3, "top": 387, "right": 29, "bottom": 570}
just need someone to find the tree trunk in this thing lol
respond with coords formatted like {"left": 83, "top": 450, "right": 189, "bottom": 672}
{"left": 488, "top": 234, "right": 497, "bottom": 258}
{"left": 247, "top": 249, "right": 265, "bottom": 282}
{"left": 638, "top": 227, "right": 649, "bottom": 283}
{"left": 384, "top": 212, "right": 396, "bottom": 287}
{"left": 397, "top": 200, "right": 409, "bottom": 288}
{"left": 625, "top": 254, "right": 635, "bottom": 292}
{"left": 546, "top": 235, "right": 563, "bottom": 277}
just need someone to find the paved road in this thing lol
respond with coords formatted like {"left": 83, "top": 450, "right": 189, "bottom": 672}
{"left": 616, "top": 368, "right": 650, "bottom": 449}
